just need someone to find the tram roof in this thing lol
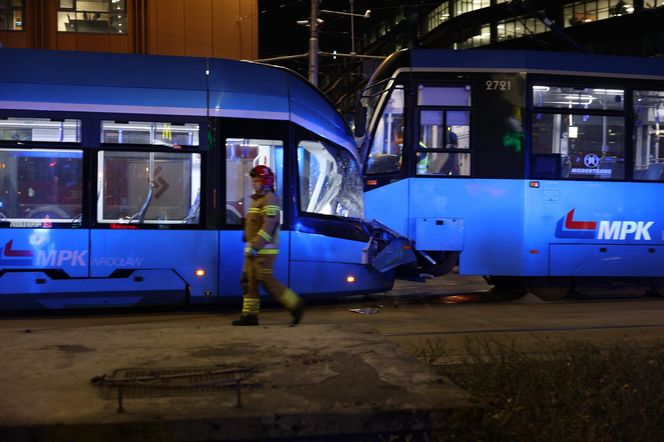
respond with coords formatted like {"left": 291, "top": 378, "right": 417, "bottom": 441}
{"left": 0, "top": 48, "right": 353, "bottom": 150}
{"left": 372, "top": 48, "right": 664, "bottom": 83}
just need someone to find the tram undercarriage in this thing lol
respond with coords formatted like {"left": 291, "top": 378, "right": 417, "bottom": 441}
{"left": 485, "top": 275, "right": 664, "bottom": 302}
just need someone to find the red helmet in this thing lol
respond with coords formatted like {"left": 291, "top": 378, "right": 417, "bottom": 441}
{"left": 250, "top": 165, "right": 274, "bottom": 187}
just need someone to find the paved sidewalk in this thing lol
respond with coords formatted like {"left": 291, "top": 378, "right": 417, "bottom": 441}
{"left": 0, "top": 317, "right": 480, "bottom": 441}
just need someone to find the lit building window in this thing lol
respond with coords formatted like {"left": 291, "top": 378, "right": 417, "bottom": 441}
{"left": 57, "top": 0, "right": 127, "bottom": 34}
{"left": 458, "top": 24, "right": 490, "bottom": 49}
{"left": 0, "top": 0, "right": 24, "bottom": 31}
{"left": 564, "top": 1, "right": 634, "bottom": 27}
{"left": 497, "top": 14, "right": 547, "bottom": 42}
{"left": 361, "top": 10, "right": 404, "bottom": 51}
{"left": 453, "top": 0, "right": 491, "bottom": 17}
{"left": 421, "top": 2, "right": 450, "bottom": 35}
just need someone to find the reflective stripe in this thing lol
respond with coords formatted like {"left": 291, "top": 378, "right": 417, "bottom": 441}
{"left": 242, "top": 297, "right": 260, "bottom": 315}
{"left": 280, "top": 288, "right": 299, "bottom": 310}
{"left": 263, "top": 205, "right": 280, "bottom": 216}
{"left": 248, "top": 208, "right": 261, "bottom": 213}
{"left": 243, "top": 246, "right": 279, "bottom": 255}
{"left": 257, "top": 229, "right": 272, "bottom": 241}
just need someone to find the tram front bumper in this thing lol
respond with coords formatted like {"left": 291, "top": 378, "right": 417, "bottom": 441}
{"left": 363, "top": 220, "right": 417, "bottom": 273}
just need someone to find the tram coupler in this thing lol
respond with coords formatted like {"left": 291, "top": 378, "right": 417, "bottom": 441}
{"left": 363, "top": 220, "right": 417, "bottom": 273}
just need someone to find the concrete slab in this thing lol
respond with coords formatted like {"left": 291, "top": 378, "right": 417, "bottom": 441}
{"left": 0, "top": 321, "right": 480, "bottom": 441}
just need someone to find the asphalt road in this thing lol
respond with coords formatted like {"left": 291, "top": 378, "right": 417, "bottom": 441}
{"left": 1, "top": 274, "right": 663, "bottom": 364}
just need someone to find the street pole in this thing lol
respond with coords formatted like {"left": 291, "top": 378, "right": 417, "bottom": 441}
{"left": 350, "top": 0, "right": 356, "bottom": 55}
{"left": 308, "top": 0, "right": 319, "bottom": 86}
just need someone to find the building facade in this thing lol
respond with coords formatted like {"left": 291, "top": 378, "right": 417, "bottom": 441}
{"left": 319, "top": 0, "right": 664, "bottom": 116}
{"left": 0, "top": 0, "right": 258, "bottom": 59}
{"left": 360, "top": 0, "right": 664, "bottom": 56}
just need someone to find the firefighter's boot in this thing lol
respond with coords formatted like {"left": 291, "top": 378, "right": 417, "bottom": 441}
{"left": 290, "top": 300, "right": 305, "bottom": 326}
{"left": 231, "top": 315, "right": 259, "bottom": 326}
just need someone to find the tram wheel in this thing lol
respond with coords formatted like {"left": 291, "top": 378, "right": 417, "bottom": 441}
{"left": 426, "top": 251, "right": 459, "bottom": 277}
{"left": 528, "top": 277, "right": 571, "bottom": 301}
{"left": 650, "top": 278, "right": 664, "bottom": 297}
{"left": 484, "top": 276, "right": 528, "bottom": 301}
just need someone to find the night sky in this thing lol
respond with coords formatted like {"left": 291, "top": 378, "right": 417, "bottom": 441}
{"left": 257, "top": 1, "right": 409, "bottom": 77}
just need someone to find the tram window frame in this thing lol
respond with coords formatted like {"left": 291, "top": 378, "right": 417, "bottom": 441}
{"left": 295, "top": 134, "right": 364, "bottom": 221}
{"left": 0, "top": 115, "right": 85, "bottom": 229}
{"left": 632, "top": 89, "right": 664, "bottom": 182}
{"left": 217, "top": 118, "right": 290, "bottom": 230}
{"left": 529, "top": 81, "right": 627, "bottom": 181}
{"left": 0, "top": 117, "right": 82, "bottom": 144}
{"left": 95, "top": 148, "right": 203, "bottom": 228}
{"left": 96, "top": 118, "right": 206, "bottom": 229}
{"left": 365, "top": 84, "right": 406, "bottom": 175}
{"left": 0, "top": 146, "right": 85, "bottom": 228}
{"left": 223, "top": 137, "right": 285, "bottom": 227}
{"left": 100, "top": 120, "right": 200, "bottom": 147}
{"left": 414, "top": 84, "right": 472, "bottom": 177}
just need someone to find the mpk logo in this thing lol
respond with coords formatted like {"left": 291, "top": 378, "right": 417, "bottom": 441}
{"left": 555, "top": 209, "right": 654, "bottom": 241}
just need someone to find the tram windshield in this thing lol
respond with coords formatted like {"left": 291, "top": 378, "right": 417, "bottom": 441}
{"left": 366, "top": 87, "right": 404, "bottom": 174}
{"left": 297, "top": 140, "right": 364, "bottom": 219}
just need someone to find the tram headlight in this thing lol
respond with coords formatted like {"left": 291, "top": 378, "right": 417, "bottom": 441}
{"left": 195, "top": 269, "right": 206, "bottom": 277}
{"left": 346, "top": 275, "right": 356, "bottom": 283}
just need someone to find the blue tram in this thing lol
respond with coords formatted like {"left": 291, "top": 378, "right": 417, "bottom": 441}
{"left": 0, "top": 48, "right": 406, "bottom": 310}
{"left": 358, "top": 49, "right": 664, "bottom": 300}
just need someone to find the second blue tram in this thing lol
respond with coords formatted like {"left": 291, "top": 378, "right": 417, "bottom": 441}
{"left": 359, "top": 49, "right": 664, "bottom": 300}
{"left": 0, "top": 48, "right": 403, "bottom": 310}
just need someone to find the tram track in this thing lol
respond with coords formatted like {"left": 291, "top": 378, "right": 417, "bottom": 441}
{"left": 383, "top": 322, "right": 664, "bottom": 337}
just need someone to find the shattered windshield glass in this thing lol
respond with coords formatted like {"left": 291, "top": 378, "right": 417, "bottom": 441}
{"left": 297, "top": 140, "right": 364, "bottom": 219}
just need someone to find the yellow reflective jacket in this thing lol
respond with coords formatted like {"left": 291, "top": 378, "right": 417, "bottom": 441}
{"left": 244, "top": 190, "right": 280, "bottom": 255}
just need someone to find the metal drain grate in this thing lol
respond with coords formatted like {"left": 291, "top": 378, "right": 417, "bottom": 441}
{"left": 91, "top": 366, "right": 254, "bottom": 413}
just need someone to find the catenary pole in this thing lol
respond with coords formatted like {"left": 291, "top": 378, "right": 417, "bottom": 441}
{"left": 308, "top": 0, "right": 319, "bottom": 86}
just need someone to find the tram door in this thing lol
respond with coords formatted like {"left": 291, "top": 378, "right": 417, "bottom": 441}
{"left": 218, "top": 120, "right": 289, "bottom": 297}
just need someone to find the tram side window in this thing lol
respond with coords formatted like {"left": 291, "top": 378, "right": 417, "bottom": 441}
{"left": 366, "top": 87, "right": 404, "bottom": 174}
{"left": 225, "top": 138, "right": 283, "bottom": 226}
{"left": 97, "top": 151, "right": 201, "bottom": 224}
{"left": 633, "top": 90, "right": 664, "bottom": 181}
{"left": 297, "top": 139, "right": 363, "bottom": 219}
{"left": 0, "top": 117, "right": 80, "bottom": 142}
{"left": 0, "top": 148, "right": 83, "bottom": 226}
{"left": 416, "top": 85, "right": 471, "bottom": 176}
{"left": 531, "top": 85, "right": 625, "bottom": 180}
{"left": 417, "top": 108, "right": 471, "bottom": 176}
{"left": 101, "top": 121, "right": 199, "bottom": 147}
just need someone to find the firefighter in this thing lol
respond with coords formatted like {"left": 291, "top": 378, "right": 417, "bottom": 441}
{"left": 232, "top": 165, "right": 305, "bottom": 326}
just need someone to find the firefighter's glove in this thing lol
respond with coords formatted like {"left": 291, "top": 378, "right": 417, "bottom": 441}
{"left": 248, "top": 247, "right": 259, "bottom": 258}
